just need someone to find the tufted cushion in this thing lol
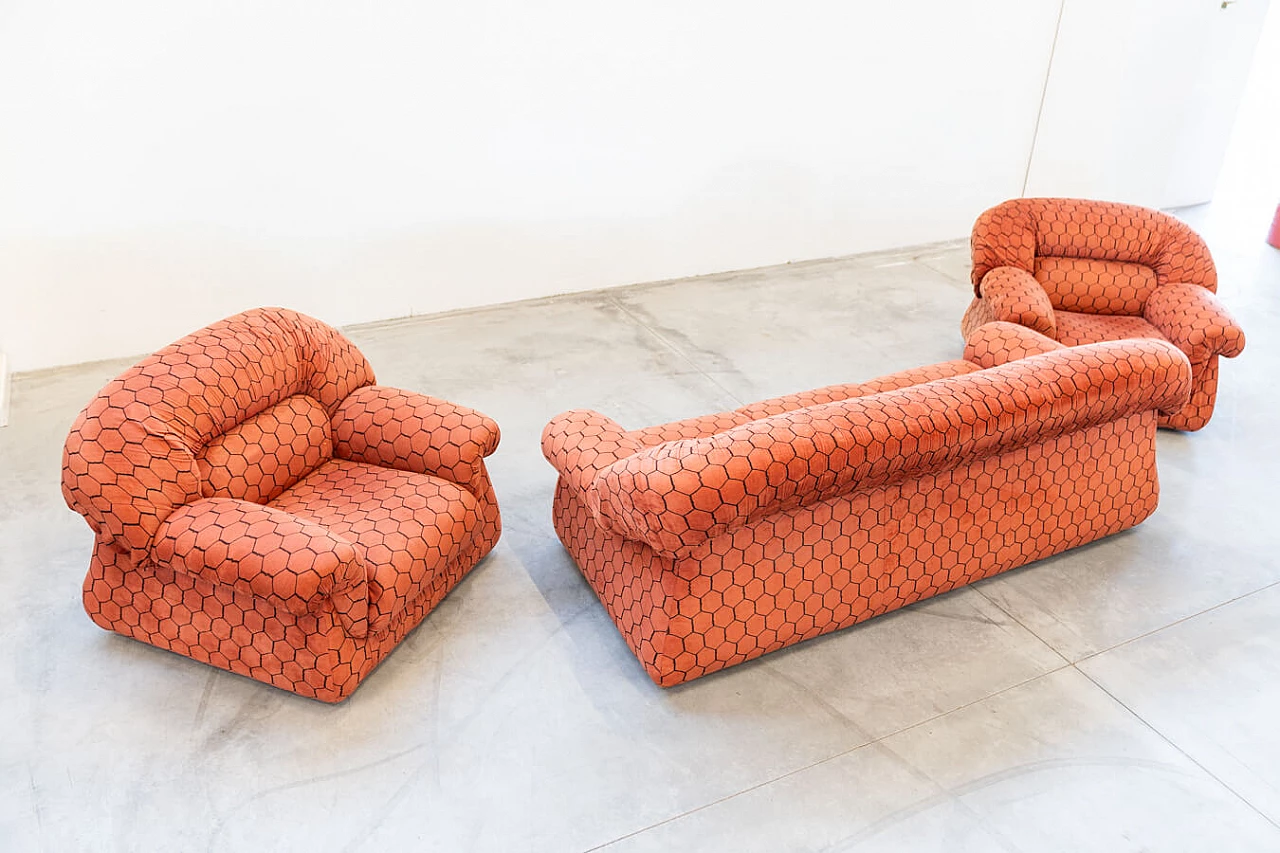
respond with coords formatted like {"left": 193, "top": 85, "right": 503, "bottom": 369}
{"left": 1034, "top": 257, "right": 1158, "bottom": 316}
{"left": 198, "top": 394, "right": 332, "bottom": 503}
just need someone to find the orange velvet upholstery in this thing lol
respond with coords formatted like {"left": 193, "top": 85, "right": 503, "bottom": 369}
{"left": 961, "top": 198, "right": 1245, "bottom": 431}
{"left": 543, "top": 331, "right": 1192, "bottom": 686}
{"left": 62, "top": 308, "right": 501, "bottom": 702}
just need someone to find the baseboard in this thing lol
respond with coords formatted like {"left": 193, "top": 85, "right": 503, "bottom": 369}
{"left": 0, "top": 352, "right": 9, "bottom": 427}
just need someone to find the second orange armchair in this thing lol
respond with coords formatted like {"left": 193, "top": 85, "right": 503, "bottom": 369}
{"left": 961, "top": 197, "right": 1245, "bottom": 430}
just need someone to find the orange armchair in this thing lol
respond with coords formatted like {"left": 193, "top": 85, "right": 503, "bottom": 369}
{"left": 543, "top": 328, "right": 1192, "bottom": 686}
{"left": 62, "top": 308, "right": 501, "bottom": 702}
{"left": 961, "top": 198, "right": 1245, "bottom": 430}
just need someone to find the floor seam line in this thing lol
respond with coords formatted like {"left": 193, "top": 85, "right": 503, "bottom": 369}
{"left": 1074, "top": 664, "right": 1280, "bottom": 833}
{"left": 583, "top": 661, "right": 1076, "bottom": 851}
{"left": 912, "top": 255, "right": 971, "bottom": 286}
{"left": 587, "top": 560, "right": 1280, "bottom": 848}
{"left": 973, "top": 572, "right": 1280, "bottom": 670}
{"left": 606, "top": 295, "right": 749, "bottom": 408}
{"left": 1072, "top": 576, "right": 1280, "bottom": 666}
{"left": 971, "top": 584, "right": 1073, "bottom": 667}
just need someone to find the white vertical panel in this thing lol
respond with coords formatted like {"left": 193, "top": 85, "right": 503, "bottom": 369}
{"left": 1026, "top": 0, "right": 1271, "bottom": 207}
{"left": 0, "top": 352, "right": 9, "bottom": 427}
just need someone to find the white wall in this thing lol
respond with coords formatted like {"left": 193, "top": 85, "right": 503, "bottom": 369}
{"left": 1196, "top": 0, "right": 1280, "bottom": 246}
{"left": 0, "top": 352, "right": 9, "bottom": 427}
{"left": 1025, "top": 0, "right": 1271, "bottom": 208}
{"left": 0, "top": 0, "right": 1064, "bottom": 373}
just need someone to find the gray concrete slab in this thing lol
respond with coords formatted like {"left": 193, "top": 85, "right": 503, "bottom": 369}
{"left": 878, "top": 667, "right": 1280, "bottom": 853}
{"left": 598, "top": 742, "right": 1011, "bottom": 853}
{"left": 1078, "top": 582, "right": 1280, "bottom": 826}
{"left": 610, "top": 249, "right": 974, "bottom": 405}
{"left": 602, "top": 666, "right": 1280, "bottom": 853}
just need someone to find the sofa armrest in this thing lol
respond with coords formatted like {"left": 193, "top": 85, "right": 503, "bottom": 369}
{"left": 963, "top": 321, "right": 1065, "bottom": 369}
{"left": 151, "top": 498, "right": 370, "bottom": 637}
{"left": 1144, "top": 283, "right": 1246, "bottom": 362}
{"left": 542, "top": 410, "right": 643, "bottom": 492}
{"left": 587, "top": 339, "right": 1191, "bottom": 557}
{"left": 332, "top": 386, "right": 500, "bottom": 488}
{"left": 977, "top": 266, "right": 1057, "bottom": 338}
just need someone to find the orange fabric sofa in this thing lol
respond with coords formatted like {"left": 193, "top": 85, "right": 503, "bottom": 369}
{"left": 543, "top": 323, "right": 1192, "bottom": 686}
{"left": 961, "top": 197, "right": 1245, "bottom": 431}
{"left": 62, "top": 308, "right": 501, "bottom": 702}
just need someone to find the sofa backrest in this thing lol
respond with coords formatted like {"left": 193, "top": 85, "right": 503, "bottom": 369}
{"left": 971, "top": 198, "right": 1216, "bottom": 316}
{"left": 62, "top": 307, "right": 374, "bottom": 560}
{"left": 587, "top": 338, "right": 1193, "bottom": 556}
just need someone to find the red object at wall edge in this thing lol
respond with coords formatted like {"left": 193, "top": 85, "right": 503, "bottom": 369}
{"left": 1269, "top": 203, "right": 1280, "bottom": 249}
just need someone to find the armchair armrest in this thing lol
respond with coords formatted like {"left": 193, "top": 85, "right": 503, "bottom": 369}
{"left": 963, "top": 321, "right": 1065, "bottom": 369}
{"left": 151, "top": 498, "right": 370, "bottom": 637}
{"left": 587, "top": 339, "right": 1191, "bottom": 557}
{"left": 1144, "top": 283, "right": 1246, "bottom": 362}
{"left": 332, "top": 386, "right": 500, "bottom": 487}
{"left": 542, "top": 410, "right": 643, "bottom": 492}
{"left": 977, "top": 266, "right": 1057, "bottom": 338}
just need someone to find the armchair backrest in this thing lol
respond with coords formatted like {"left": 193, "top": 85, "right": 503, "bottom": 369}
{"left": 62, "top": 307, "right": 375, "bottom": 560}
{"left": 971, "top": 198, "right": 1217, "bottom": 316}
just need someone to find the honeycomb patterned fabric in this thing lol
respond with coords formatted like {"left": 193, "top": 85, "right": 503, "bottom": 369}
{"left": 62, "top": 307, "right": 502, "bottom": 702}
{"left": 542, "top": 329, "right": 1192, "bottom": 687}
{"left": 961, "top": 197, "right": 1245, "bottom": 431}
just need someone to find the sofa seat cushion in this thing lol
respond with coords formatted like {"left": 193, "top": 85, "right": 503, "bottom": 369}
{"left": 1053, "top": 311, "right": 1168, "bottom": 349}
{"left": 271, "top": 459, "right": 479, "bottom": 631}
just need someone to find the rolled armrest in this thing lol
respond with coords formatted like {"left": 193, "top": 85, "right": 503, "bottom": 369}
{"left": 151, "top": 498, "right": 370, "bottom": 637}
{"left": 587, "top": 339, "right": 1191, "bottom": 556}
{"left": 542, "top": 410, "right": 643, "bottom": 492}
{"left": 1144, "top": 283, "right": 1245, "bottom": 361}
{"left": 332, "top": 386, "right": 500, "bottom": 487}
{"left": 964, "top": 321, "right": 1065, "bottom": 368}
{"left": 977, "top": 266, "right": 1056, "bottom": 338}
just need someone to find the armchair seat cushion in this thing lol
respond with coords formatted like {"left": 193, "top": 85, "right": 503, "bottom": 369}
{"left": 272, "top": 459, "right": 480, "bottom": 633}
{"left": 1053, "top": 312, "right": 1167, "bottom": 349}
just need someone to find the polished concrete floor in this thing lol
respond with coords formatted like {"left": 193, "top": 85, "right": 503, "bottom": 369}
{"left": 3, "top": 225, "right": 1279, "bottom": 852}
